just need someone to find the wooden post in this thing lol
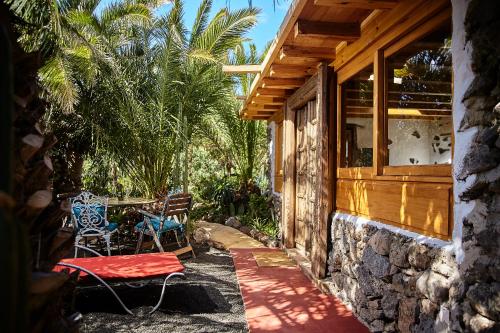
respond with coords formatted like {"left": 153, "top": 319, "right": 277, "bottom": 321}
{"left": 282, "top": 101, "right": 296, "bottom": 248}
{"left": 311, "top": 62, "right": 331, "bottom": 279}
{"left": 373, "top": 49, "right": 386, "bottom": 175}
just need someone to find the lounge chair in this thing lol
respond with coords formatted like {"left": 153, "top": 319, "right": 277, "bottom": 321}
{"left": 55, "top": 245, "right": 185, "bottom": 315}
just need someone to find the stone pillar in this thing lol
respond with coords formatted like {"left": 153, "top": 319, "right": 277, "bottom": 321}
{"left": 451, "top": 0, "right": 500, "bottom": 331}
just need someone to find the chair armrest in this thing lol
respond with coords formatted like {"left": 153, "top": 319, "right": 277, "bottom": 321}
{"left": 136, "top": 209, "right": 159, "bottom": 220}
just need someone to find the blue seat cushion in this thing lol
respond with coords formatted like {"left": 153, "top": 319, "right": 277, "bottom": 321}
{"left": 134, "top": 217, "right": 183, "bottom": 233}
{"left": 72, "top": 204, "right": 106, "bottom": 229}
{"left": 107, "top": 222, "right": 119, "bottom": 232}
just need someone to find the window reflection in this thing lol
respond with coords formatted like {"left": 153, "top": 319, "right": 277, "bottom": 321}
{"left": 342, "top": 65, "right": 374, "bottom": 167}
{"left": 386, "top": 22, "right": 452, "bottom": 166}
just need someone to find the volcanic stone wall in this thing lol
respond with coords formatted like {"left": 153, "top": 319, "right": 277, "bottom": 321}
{"left": 327, "top": 2, "right": 500, "bottom": 332}
{"left": 328, "top": 215, "right": 458, "bottom": 332}
{"left": 449, "top": 0, "right": 500, "bottom": 331}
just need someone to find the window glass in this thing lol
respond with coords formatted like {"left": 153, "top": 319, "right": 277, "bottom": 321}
{"left": 342, "top": 65, "right": 374, "bottom": 167}
{"left": 386, "top": 22, "right": 452, "bottom": 166}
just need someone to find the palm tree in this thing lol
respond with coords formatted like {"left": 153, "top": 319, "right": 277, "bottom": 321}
{"left": 200, "top": 43, "right": 268, "bottom": 186}
{"left": 2, "top": 1, "right": 81, "bottom": 331}
{"left": 164, "top": 0, "right": 260, "bottom": 192}
{"left": 41, "top": 0, "right": 259, "bottom": 197}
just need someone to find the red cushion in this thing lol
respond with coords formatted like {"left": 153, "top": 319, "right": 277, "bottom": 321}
{"left": 55, "top": 252, "right": 185, "bottom": 280}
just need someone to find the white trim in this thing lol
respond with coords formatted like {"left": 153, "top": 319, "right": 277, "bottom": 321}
{"left": 331, "top": 212, "right": 453, "bottom": 250}
{"left": 451, "top": 0, "right": 474, "bottom": 264}
{"left": 269, "top": 122, "right": 282, "bottom": 196}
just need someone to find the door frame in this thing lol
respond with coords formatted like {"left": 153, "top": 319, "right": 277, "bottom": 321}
{"left": 282, "top": 62, "right": 333, "bottom": 278}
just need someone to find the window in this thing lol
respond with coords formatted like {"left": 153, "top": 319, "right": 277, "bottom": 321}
{"left": 385, "top": 22, "right": 452, "bottom": 167}
{"left": 341, "top": 64, "right": 374, "bottom": 168}
{"left": 274, "top": 121, "right": 283, "bottom": 192}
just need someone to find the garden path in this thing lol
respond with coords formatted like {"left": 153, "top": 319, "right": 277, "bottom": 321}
{"left": 231, "top": 248, "right": 370, "bottom": 333}
{"left": 196, "top": 221, "right": 265, "bottom": 249}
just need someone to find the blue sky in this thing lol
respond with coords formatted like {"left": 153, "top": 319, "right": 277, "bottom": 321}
{"left": 156, "top": 0, "right": 289, "bottom": 55}
{"left": 183, "top": 0, "right": 288, "bottom": 54}
{"left": 97, "top": 0, "right": 289, "bottom": 55}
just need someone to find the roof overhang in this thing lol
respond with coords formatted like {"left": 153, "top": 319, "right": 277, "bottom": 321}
{"left": 231, "top": 0, "right": 399, "bottom": 120}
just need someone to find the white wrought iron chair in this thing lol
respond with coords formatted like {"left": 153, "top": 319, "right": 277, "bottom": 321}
{"left": 70, "top": 191, "right": 119, "bottom": 257}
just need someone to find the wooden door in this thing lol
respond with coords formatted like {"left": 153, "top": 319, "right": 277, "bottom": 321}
{"left": 295, "top": 100, "right": 318, "bottom": 255}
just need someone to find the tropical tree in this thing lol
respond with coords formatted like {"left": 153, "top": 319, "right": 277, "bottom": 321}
{"left": 2, "top": 1, "right": 79, "bottom": 332}
{"left": 199, "top": 43, "right": 268, "bottom": 187}
{"left": 22, "top": 0, "right": 258, "bottom": 198}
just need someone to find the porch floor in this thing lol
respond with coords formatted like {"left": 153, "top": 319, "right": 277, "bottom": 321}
{"left": 231, "top": 248, "right": 369, "bottom": 333}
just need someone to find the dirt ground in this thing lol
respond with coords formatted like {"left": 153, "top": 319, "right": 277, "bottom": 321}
{"left": 77, "top": 245, "right": 248, "bottom": 333}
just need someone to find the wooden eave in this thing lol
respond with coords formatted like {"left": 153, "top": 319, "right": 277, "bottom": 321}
{"left": 237, "top": 0, "right": 380, "bottom": 120}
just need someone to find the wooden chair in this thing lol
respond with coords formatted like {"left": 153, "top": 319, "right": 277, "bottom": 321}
{"left": 134, "top": 193, "right": 195, "bottom": 257}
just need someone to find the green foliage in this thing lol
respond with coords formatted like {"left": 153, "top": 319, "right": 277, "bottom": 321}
{"left": 211, "top": 177, "right": 239, "bottom": 212}
{"left": 238, "top": 193, "right": 279, "bottom": 238}
{"left": 81, "top": 156, "right": 113, "bottom": 195}
{"left": 198, "top": 43, "right": 268, "bottom": 186}
{"left": 24, "top": 0, "right": 260, "bottom": 197}
{"left": 247, "top": 193, "right": 271, "bottom": 220}
{"left": 248, "top": 216, "right": 279, "bottom": 238}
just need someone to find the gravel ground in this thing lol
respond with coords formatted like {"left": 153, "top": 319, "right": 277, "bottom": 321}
{"left": 77, "top": 246, "right": 248, "bottom": 333}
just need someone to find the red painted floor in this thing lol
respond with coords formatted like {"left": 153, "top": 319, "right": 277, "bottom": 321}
{"left": 231, "top": 248, "right": 370, "bottom": 333}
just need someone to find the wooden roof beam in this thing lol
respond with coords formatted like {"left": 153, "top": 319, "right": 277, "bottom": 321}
{"left": 262, "top": 77, "right": 305, "bottom": 89}
{"left": 270, "top": 64, "right": 311, "bottom": 78}
{"left": 294, "top": 20, "right": 360, "bottom": 41}
{"left": 252, "top": 96, "right": 286, "bottom": 105}
{"left": 314, "top": 0, "right": 399, "bottom": 10}
{"left": 222, "top": 65, "right": 261, "bottom": 74}
{"left": 249, "top": 110, "right": 275, "bottom": 115}
{"left": 280, "top": 46, "right": 335, "bottom": 60}
{"left": 256, "top": 88, "right": 292, "bottom": 97}
{"left": 247, "top": 104, "right": 283, "bottom": 110}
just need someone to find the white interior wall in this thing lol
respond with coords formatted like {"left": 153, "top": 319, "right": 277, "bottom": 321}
{"left": 269, "top": 122, "right": 276, "bottom": 193}
{"left": 346, "top": 117, "right": 452, "bottom": 166}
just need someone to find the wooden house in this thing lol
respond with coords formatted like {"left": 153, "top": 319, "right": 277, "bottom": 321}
{"left": 231, "top": 0, "right": 499, "bottom": 332}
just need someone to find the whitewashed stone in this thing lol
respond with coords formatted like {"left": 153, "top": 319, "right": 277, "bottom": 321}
{"left": 466, "top": 282, "right": 500, "bottom": 321}
{"left": 469, "top": 313, "right": 498, "bottom": 333}
{"left": 416, "top": 270, "right": 451, "bottom": 303}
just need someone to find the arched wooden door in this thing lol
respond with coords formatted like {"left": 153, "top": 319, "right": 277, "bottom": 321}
{"left": 295, "top": 99, "right": 318, "bottom": 256}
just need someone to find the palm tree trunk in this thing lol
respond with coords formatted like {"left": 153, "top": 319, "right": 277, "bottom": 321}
{"left": 182, "top": 116, "right": 191, "bottom": 193}
{"left": 173, "top": 104, "right": 183, "bottom": 190}
{"left": 0, "top": 4, "right": 78, "bottom": 332}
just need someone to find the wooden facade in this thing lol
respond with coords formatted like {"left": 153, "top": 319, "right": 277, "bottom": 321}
{"left": 238, "top": 0, "right": 454, "bottom": 280}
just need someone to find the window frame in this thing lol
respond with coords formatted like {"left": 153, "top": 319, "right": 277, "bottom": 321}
{"left": 337, "top": 62, "right": 375, "bottom": 175}
{"left": 380, "top": 15, "right": 453, "bottom": 177}
{"left": 336, "top": 12, "right": 453, "bottom": 180}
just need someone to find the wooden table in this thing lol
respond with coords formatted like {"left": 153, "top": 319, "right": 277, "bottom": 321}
{"left": 107, "top": 197, "right": 156, "bottom": 207}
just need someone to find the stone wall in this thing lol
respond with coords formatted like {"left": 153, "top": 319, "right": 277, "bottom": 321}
{"left": 326, "top": 2, "right": 500, "bottom": 332}
{"left": 449, "top": 0, "right": 500, "bottom": 331}
{"left": 328, "top": 214, "right": 458, "bottom": 333}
